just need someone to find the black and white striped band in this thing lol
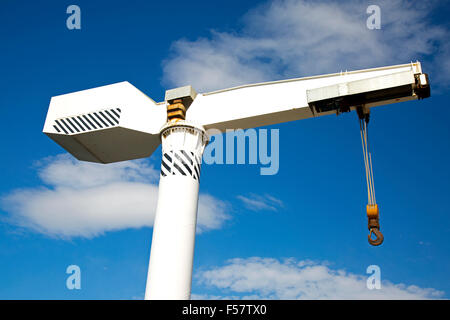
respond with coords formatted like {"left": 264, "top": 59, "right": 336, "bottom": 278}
{"left": 161, "top": 150, "right": 202, "bottom": 181}
{"left": 53, "top": 108, "right": 121, "bottom": 134}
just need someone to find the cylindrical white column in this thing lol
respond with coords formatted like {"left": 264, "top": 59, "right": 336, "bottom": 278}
{"left": 145, "top": 121, "right": 208, "bottom": 300}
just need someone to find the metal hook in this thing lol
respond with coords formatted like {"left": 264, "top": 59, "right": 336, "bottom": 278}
{"left": 368, "top": 228, "right": 384, "bottom": 246}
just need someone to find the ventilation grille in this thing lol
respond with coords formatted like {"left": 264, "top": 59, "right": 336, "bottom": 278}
{"left": 53, "top": 108, "right": 121, "bottom": 134}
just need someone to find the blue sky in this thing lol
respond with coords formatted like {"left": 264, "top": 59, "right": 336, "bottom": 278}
{"left": 0, "top": 0, "right": 449, "bottom": 299}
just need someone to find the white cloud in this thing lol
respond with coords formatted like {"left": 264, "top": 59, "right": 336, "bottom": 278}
{"left": 162, "top": 0, "right": 449, "bottom": 92}
{"left": 0, "top": 154, "right": 230, "bottom": 239}
{"left": 236, "top": 193, "right": 283, "bottom": 212}
{"left": 194, "top": 257, "right": 444, "bottom": 299}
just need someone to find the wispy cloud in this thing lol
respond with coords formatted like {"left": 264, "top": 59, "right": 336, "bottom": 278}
{"left": 162, "top": 0, "right": 449, "bottom": 92}
{"left": 194, "top": 257, "right": 444, "bottom": 299}
{"left": 0, "top": 154, "right": 230, "bottom": 239}
{"left": 236, "top": 193, "right": 283, "bottom": 212}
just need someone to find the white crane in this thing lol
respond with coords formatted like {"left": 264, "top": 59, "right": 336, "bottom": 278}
{"left": 43, "top": 62, "right": 430, "bottom": 300}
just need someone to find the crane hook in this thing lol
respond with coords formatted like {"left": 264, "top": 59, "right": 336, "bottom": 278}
{"left": 368, "top": 228, "right": 384, "bottom": 246}
{"left": 367, "top": 204, "right": 383, "bottom": 246}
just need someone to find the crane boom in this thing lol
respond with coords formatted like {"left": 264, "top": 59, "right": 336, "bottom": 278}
{"left": 188, "top": 62, "right": 428, "bottom": 131}
{"left": 43, "top": 62, "right": 429, "bottom": 163}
